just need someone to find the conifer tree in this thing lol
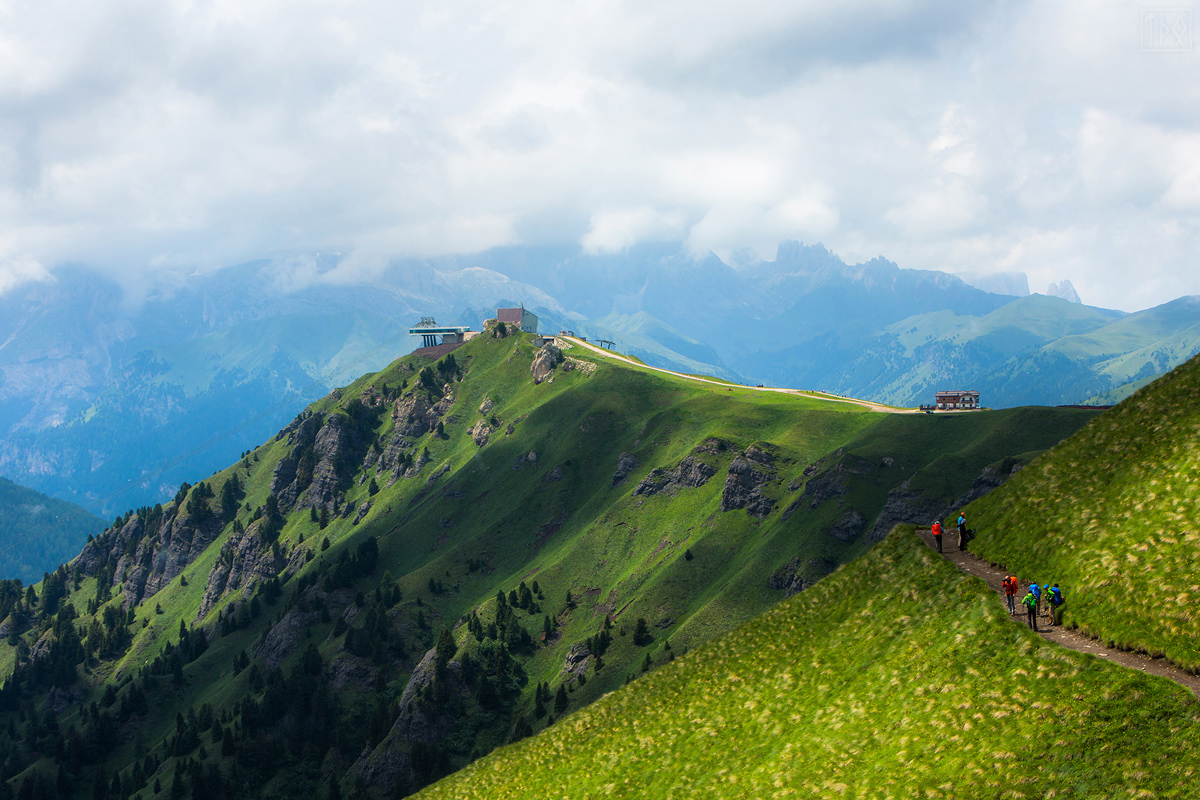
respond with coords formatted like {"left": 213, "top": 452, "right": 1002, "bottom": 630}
{"left": 633, "top": 617, "right": 651, "bottom": 646}
{"left": 554, "top": 684, "right": 569, "bottom": 714}
{"left": 435, "top": 629, "right": 456, "bottom": 672}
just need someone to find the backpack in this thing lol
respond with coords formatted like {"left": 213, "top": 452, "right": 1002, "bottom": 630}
{"left": 1050, "top": 587, "right": 1063, "bottom": 606}
{"left": 1022, "top": 593, "right": 1036, "bottom": 609}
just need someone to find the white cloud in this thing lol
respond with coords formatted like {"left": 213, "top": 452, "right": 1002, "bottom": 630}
{"left": 582, "top": 207, "right": 687, "bottom": 253}
{"left": 0, "top": 0, "right": 1195, "bottom": 311}
{"left": 0, "top": 254, "right": 52, "bottom": 295}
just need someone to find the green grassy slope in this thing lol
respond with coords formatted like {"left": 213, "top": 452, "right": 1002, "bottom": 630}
{"left": 419, "top": 529, "right": 1200, "bottom": 799}
{"left": 0, "top": 330, "right": 1099, "bottom": 799}
{"left": 967, "top": 353, "right": 1200, "bottom": 671}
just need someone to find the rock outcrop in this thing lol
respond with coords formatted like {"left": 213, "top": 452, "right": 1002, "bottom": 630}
{"left": 562, "top": 642, "right": 591, "bottom": 677}
{"left": 253, "top": 606, "right": 320, "bottom": 670}
{"left": 720, "top": 445, "right": 777, "bottom": 517}
{"left": 867, "top": 484, "right": 950, "bottom": 541}
{"left": 470, "top": 419, "right": 494, "bottom": 447}
{"left": 951, "top": 461, "right": 1024, "bottom": 508}
{"left": 531, "top": 342, "right": 563, "bottom": 384}
{"left": 769, "top": 556, "right": 835, "bottom": 597}
{"left": 268, "top": 411, "right": 370, "bottom": 516}
{"left": 633, "top": 454, "right": 717, "bottom": 497}
{"left": 828, "top": 509, "right": 866, "bottom": 542}
{"left": 610, "top": 453, "right": 638, "bottom": 487}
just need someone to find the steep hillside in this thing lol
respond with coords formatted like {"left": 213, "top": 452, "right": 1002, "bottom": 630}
{"left": 967, "top": 352, "right": 1200, "bottom": 671}
{"left": 0, "top": 329, "right": 1096, "bottom": 799}
{"left": 0, "top": 479, "right": 105, "bottom": 583}
{"left": 418, "top": 529, "right": 1200, "bottom": 799}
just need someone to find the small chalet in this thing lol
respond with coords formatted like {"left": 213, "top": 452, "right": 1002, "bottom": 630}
{"left": 934, "top": 390, "right": 980, "bottom": 410}
{"left": 497, "top": 306, "right": 539, "bottom": 334}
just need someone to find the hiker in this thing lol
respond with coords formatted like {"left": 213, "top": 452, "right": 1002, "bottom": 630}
{"left": 957, "top": 512, "right": 969, "bottom": 551}
{"left": 1021, "top": 588, "right": 1038, "bottom": 631}
{"left": 1002, "top": 575, "right": 1019, "bottom": 615}
{"left": 931, "top": 520, "right": 944, "bottom": 553}
{"left": 1045, "top": 583, "right": 1065, "bottom": 627}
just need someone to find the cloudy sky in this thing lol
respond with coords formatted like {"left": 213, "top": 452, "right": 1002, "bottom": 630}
{"left": 0, "top": 0, "right": 1196, "bottom": 310}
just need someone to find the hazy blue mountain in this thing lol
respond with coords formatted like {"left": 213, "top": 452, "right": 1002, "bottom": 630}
{"left": 835, "top": 294, "right": 1200, "bottom": 406}
{"left": 0, "top": 477, "right": 105, "bottom": 582}
{"left": 3, "top": 243, "right": 1198, "bottom": 517}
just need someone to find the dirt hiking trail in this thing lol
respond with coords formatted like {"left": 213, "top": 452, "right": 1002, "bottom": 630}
{"left": 920, "top": 530, "right": 1200, "bottom": 699}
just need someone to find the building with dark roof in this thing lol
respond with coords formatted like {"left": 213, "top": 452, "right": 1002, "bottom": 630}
{"left": 497, "top": 306, "right": 538, "bottom": 334}
{"left": 934, "top": 390, "right": 980, "bottom": 410}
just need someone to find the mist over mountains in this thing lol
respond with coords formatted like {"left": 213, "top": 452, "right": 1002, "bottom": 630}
{"left": 2, "top": 241, "right": 1199, "bottom": 517}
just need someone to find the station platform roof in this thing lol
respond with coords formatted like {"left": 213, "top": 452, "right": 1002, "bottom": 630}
{"left": 407, "top": 325, "right": 471, "bottom": 335}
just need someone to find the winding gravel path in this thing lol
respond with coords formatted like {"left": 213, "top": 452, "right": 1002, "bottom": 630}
{"left": 920, "top": 529, "right": 1200, "bottom": 699}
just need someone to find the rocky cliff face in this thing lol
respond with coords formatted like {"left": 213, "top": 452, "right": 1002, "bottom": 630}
{"left": 353, "top": 646, "right": 462, "bottom": 796}
{"left": 76, "top": 500, "right": 224, "bottom": 609}
{"left": 196, "top": 518, "right": 293, "bottom": 620}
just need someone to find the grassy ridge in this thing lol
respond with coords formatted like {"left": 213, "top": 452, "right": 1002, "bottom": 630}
{"left": 968, "top": 353, "right": 1200, "bottom": 670}
{"left": 418, "top": 529, "right": 1200, "bottom": 799}
{"left": 0, "top": 330, "right": 1102, "bottom": 797}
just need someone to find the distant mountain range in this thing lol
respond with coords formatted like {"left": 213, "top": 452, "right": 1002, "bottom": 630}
{"left": 2, "top": 242, "right": 1198, "bottom": 516}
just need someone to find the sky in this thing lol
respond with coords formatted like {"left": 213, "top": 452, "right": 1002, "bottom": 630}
{"left": 0, "top": 0, "right": 1196, "bottom": 311}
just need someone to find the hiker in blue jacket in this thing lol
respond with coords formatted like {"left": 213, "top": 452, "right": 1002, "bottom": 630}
{"left": 1028, "top": 583, "right": 1041, "bottom": 617}
{"left": 957, "top": 512, "right": 970, "bottom": 551}
{"left": 1045, "top": 584, "right": 1065, "bottom": 627}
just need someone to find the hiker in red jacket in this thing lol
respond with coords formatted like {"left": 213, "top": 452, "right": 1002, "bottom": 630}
{"left": 931, "top": 520, "right": 944, "bottom": 553}
{"left": 1002, "top": 575, "right": 1019, "bottom": 615}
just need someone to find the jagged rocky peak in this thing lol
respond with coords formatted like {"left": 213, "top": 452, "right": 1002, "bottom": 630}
{"left": 1047, "top": 279, "right": 1082, "bottom": 304}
